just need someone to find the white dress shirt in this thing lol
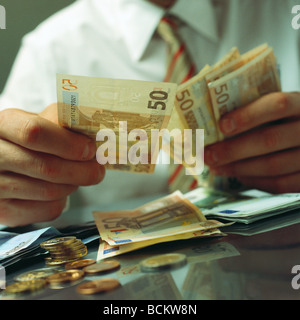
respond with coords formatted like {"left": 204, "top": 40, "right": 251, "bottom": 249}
{"left": 0, "top": 0, "right": 299, "bottom": 214}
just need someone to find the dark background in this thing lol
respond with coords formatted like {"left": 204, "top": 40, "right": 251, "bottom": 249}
{"left": 0, "top": 0, "right": 75, "bottom": 93}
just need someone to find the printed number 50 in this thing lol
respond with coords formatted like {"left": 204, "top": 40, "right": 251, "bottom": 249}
{"left": 148, "top": 90, "right": 168, "bottom": 110}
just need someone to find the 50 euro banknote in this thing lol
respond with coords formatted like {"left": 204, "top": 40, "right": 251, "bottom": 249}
{"left": 209, "top": 45, "right": 281, "bottom": 140}
{"left": 57, "top": 74, "right": 177, "bottom": 173}
{"left": 172, "top": 47, "right": 241, "bottom": 146}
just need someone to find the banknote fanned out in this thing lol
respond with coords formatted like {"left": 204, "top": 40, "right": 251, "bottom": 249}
{"left": 93, "top": 191, "right": 228, "bottom": 260}
{"left": 57, "top": 74, "right": 177, "bottom": 173}
{"left": 170, "top": 44, "right": 281, "bottom": 191}
{"left": 172, "top": 46, "right": 241, "bottom": 146}
{"left": 209, "top": 45, "right": 281, "bottom": 140}
{"left": 173, "top": 43, "right": 281, "bottom": 146}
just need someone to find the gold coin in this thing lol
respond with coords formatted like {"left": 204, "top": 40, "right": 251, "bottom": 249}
{"left": 49, "top": 243, "right": 86, "bottom": 253}
{"left": 48, "top": 245, "right": 86, "bottom": 255}
{"left": 65, "top": 259, "right": 96, "bottom": 270}
{"left": 5, "top": 279, "right": 48, "bottom": 294}
{"left": 40, "top": 236, "right": 77, "bottom": 249}
{"left": 49, "top": 248, "right": 87, "bottom": 259}
{"left": 140, "top": 253, "right": 187, "bottom": 272}
{"left": 46, "top": 240, "right": 85, "bottom": 253}
{"left": 46, "top": 269, "right": 84, "bottom": 284}
{"left": 45, "top": 257, "right": 80, "bottom": 266}
{"left": 76, "top": 278, "right": 120, "bottom": 295}
{"left": 83, "top": 260, "right": 120, "bottom": 274}
{"left": 14, "top": 268, "right": 60, "bottom": 282}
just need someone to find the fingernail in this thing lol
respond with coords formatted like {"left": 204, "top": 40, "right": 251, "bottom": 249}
{"left": 205, "top": 149, "right": 218, "bottom": 165}
{"left": 220, "top": 117, "right": 236, "bottom": 134}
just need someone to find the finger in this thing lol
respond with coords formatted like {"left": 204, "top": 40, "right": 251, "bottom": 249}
{"left": 211, "top": 148, "right": 300, "bottom": 178}
{"left": 238, "top": 172, "right": 300, "bottom": 194}
{"left": 0, "top": 108, "right": 96, "bottom": 161}
{"left": 205, "top": 120, "right": 300, "bottom": 167}
{"left": 0, "top": 172, "right": 78, "bottom": 201}
{"left": 219, "top": 92, "right": 300, "bottom": 136}
{"left": 0, "top": 139, "right": 105, "bottom": 186}
{"left": 0, "top": 198, "right": 67, "bottom": 227}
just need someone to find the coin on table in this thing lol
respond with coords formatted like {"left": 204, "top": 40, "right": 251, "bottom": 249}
{"left": 46, "top": 269, "right": 84, "bottom": 284}
{"left": 83, "top": 260, "right": 120, "bottom": 274}
{"left": 40, "top": 236, "right": 77, "bottom": 249}
{"left": 140, "top": 253, "right": 187, "bottom": 272}
{"left": 14, "top": 268, "right": 60, "bottom": 282}
{"left": 5, "top": 279, "right": 48, "bottom": 295}
{"left": 65, "top": 259, "right": 96, "bottom": 270}
{"left": 76, "top": 278, "right": 120, "bottom": 295}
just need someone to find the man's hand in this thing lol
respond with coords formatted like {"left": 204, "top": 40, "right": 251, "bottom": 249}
{"left": 0, "top": 104, "right": 105, "bottom": 227}
{"left": 205, "top": 92, "right": 300, "bottom": 193}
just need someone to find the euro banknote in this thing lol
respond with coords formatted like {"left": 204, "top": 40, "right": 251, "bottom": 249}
{"left": 173, "top": 47, "right": 241, "bottom": 146}
{"left": 97, "top": 227, "right": 223, "bottom": 260}
{"left": 184, "top": 187, "right": 300, "bottom": 224}
{"left": 209, "top": 46, "right": 281, "bottom": 140}
{"left": 93, "top": 191, "right": 228, "bottom": 259}
{"left": 92, "top": 191, "right": 227, "bottom": 245}
{"left": 169, "top": 44, "right": 281, "bottom": 193}
{"left": 173, "top": 43, "right": 281, "bottom": 146}
{"left": 57, "top": 74, "right": 177, "bottom": 173}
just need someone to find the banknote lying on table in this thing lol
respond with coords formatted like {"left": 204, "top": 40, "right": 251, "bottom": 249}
{"left": 93, "top": 191, "right": 229, "bottom": 260}
{"left": 185, "top": 188, "right": 300, "bottom": 224}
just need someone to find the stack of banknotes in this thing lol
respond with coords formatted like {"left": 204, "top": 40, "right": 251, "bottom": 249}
{"left": 174, "top": 43, "right": 280, "bottom": 146}
{"left": 57, "top": 43, "right": 281, "bottom": 178}
{"left": 93, "top": 191, "right": 229, "bottom": 260}
{"left": 185, "top": 188, "right": 300, "bottom": 224}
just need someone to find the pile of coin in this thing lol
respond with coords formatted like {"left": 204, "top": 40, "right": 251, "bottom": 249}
{"left": 3, "top": 243, "right": 124, "bottom": 297}
{"left": 40, "top": 236, "right": 88, "bottom": 266}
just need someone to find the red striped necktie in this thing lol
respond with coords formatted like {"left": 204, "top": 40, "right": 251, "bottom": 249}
{"left": 157, "top": 16, "right": 198, "bottom": 193}
{"left": 157, "top": 16, "right": 196, "bottom": 84}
